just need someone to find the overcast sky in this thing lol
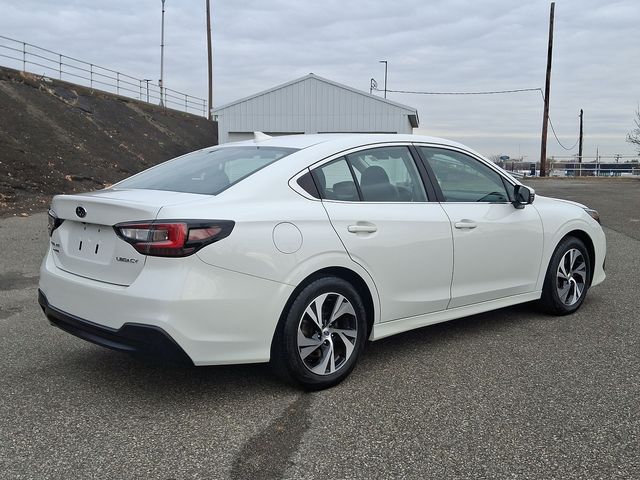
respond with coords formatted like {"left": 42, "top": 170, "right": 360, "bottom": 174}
{"left": 1, "top": 0, "right": 638, "bottom": 160}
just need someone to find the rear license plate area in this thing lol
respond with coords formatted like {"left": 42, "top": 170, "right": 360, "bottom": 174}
{"left": 68, "top": 223, "right": 113, "bottom": 262}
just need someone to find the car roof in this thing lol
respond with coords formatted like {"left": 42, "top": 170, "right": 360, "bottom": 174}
{"left": 217, "top": 133, "right": 470, "bottom": 152}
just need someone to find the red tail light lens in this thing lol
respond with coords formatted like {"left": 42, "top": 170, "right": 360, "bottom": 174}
{"left": 47, "top": 210, "right": 64, "bottom": 237}
{"left": 114, "top": 220, "right": 234, "bottom": 257}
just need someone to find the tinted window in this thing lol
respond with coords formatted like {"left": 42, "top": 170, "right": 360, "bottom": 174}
{"left": 420, "top": 147, "right": 509, "bottom": 202}
{"left": 312, "top": 158, "right": 359, "bottom": 201}
{"left": 115, "top": 146, "right": 297, "bottom": 195}
{"left": 347, "top": 147, "right": 427, "bottom": 202}
{"left": 297, "top": 171, "right": 320, "bottom": 198}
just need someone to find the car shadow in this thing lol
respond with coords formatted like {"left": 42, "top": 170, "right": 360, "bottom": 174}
{"left": 49, "top": 345, "right": 296, "bottom": 402}
{"left": 46, "top": 301, "right": 543, "bottom": 397}
{"left": 359, "top": 301, "right": 545, "bottom": 370}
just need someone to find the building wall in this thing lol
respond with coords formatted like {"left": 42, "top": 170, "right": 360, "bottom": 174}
{"left": 214, "top": 76, "right": 416, "bottom": 143}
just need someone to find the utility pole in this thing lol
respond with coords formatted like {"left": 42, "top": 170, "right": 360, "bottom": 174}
{"left": 539, "top": 2, "right": 555, "bottom": 177}
{"left": 206, "top": 0, "right": 213, "bottom": 120}
{"left": 379, "top": 60, "right": 388, "bottom": 98}
{"left": 578, "top": 108, "right": 583, "bottom": 163}
{"left": 159, "top": 0, "right": 166, "bottom": 107}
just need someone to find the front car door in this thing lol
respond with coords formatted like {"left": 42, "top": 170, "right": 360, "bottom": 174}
{"left": 416, "top": 145, "right": 544, "bottom": 309}
{"left": 310, "top": 145, "right": 454, "bottom": 322}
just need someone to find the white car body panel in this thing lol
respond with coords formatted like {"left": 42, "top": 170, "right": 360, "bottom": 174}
{"left": 40, "top": 249, "right": 294, "bottom": 364}
{"left": 322, "top": 200, "right": 453, "bottom": 321}
{"left": 531, "top": 195, "right": 606, "bottom": 290}
{"left": 440, "top": 202, "right": 544, "bottom": 308}
{"left": 39, "top": 133, "right": 607, "bottom": 366}
{"left": 372, "top": 292, "right": 542, "bottom": 340}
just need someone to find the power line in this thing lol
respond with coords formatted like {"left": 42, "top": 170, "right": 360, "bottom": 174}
{"left": 371, "top": 86, "right": 542, "bottom": 95}
{"left": 370, "top": 84, "right": 580, "bottom": 152}
{"left": 537, "top": 89, "right": 579, "bottom": 151}
{"left": 548, "top": 116, "right": 579, "bottom": 150}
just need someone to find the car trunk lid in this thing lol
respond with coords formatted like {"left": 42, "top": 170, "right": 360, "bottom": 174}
{"left": 49, "top": 189, "right": 207, "bottom": 285}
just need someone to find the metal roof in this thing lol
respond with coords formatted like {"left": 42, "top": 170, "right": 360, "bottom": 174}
{"left": 213, "top": 73, "right": 419, "bottom": 117}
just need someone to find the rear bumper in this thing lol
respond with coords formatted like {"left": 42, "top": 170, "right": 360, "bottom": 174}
{"left": 39, "top": 248, "right": 295, "bottom": 365}
{"left": 39, "top": 290, "right": 192, "bottom": 363}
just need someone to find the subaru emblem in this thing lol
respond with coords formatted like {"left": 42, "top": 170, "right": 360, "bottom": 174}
{"left": 76, "top": 206, "right": 87, "bottom": 218}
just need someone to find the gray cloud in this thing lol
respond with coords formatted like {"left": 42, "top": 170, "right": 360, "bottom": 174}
{"left": 1, "top": 0, "right": 638, "bottom": 160}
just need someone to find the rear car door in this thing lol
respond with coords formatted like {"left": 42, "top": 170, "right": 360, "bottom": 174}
{"left": 416, "top": 145, "right": 543, "bottom": 308}
{"left": 311, "top": 145, "right": 453, "bottom": 322}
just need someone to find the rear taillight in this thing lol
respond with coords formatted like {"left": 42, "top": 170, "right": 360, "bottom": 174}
{"left": 47, "top": 210, "right": 64, "bottom": 237}
{"left": 113, "top": 220, "right": 234, "bottom": 257}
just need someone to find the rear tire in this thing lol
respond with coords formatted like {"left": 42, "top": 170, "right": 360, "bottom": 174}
{"left": 539, "top": 236, "right": 591, "bottom": 315}
{"left": 271, "top": 277, "right": 367, "bottom": 390}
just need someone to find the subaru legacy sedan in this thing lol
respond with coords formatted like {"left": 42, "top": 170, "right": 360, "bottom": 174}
{"left": 39, "top": 134, "right": 606, "bottom": 389}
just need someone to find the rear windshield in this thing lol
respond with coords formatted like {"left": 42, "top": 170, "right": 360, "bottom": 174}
{"left": 114, "top": 146, "right": 298, "bottom": 195}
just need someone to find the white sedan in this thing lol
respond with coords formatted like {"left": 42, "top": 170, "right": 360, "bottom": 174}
{"left": 39, "top": 134, "right": 606, "bottom": 389}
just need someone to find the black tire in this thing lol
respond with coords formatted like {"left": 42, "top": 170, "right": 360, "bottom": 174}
{"left": 539, "top": 236, "right": 591, "bottom": 315}
{"left": 271, "top": 276, "right": 368, "bottom": 390}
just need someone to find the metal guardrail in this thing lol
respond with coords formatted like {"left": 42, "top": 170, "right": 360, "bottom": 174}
{"left": 500, "top": 161, "right": 640, "bottom": 178}
{"left": 0, "top": 35, "right": 207, "bottom": 117}
{"left": 556, "top": 162, "right": 640, "bottom": 177}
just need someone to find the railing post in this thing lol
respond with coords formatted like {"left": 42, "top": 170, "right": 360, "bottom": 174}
{"left": 139, "top": 80, "right": 142, "bottom": 100}
{"left": 22, "top": 42, "right": 26, "bottom": 72}
{"left": 185, "top": 94, "right": 188, "bottom": 112}
{"left": 116, "top": 72, "right": 119, "bottom": 95}
{"left": 90, "top": 64, "right": 93, "bottom": 89}
{"left": 59, "top": 54, "right": 62, "bottom": 79}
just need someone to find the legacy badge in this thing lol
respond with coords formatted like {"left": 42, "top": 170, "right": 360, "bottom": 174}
{"left": 116, "top": 256, "right": 139, "bottom": 264}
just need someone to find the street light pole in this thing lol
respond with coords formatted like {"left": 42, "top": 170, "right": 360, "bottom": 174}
{"left": 159, "top": 0, "right": 166, "bottom": 107}
{"left": 379, "top": 60, "right": 388, "bottom": 98}
{"left": 206, "top": 0, "right": 213, "bottom": 120}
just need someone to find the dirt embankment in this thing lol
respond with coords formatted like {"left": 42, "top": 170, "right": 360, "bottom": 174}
{"left": 0, "top": 66, "right": 217, "bottom": 217}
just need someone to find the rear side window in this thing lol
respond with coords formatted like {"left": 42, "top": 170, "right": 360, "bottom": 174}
{"left": 346, "top": 147, "right": 427, "bottom": 202}
{"left": 115, "top": 146, "right": 298, "bottom": 195}
{"left": 310, "top": 146, "right": 428, "bottom": 203}
{"left": 312, "top": 158, "right": 360, "bottom": 201}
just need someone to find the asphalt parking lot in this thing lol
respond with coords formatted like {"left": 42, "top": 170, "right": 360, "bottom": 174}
{"left": 1, "top": 178, "right": 639, "bottom": 480}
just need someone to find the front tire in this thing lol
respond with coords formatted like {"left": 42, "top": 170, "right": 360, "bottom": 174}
{"left": 539, "top": 236, "right": 591, "bottom": 315}
{"left": 271, "top": 277, "right": 367, "bottom": 390}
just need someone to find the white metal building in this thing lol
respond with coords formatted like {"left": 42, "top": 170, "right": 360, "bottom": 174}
{"left": 213, "top": 74, "right": 419, "bottom": 143}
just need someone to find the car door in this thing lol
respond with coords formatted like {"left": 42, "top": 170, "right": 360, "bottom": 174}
{"left": 311, "top": 145, "right": 453, "bottom": 323}
{"left": 416, "top": 145, "right": 544, "bottom": 309}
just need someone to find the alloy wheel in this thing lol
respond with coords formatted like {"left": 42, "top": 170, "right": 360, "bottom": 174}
{"left": 297, "top": 292, "right": 358, "bottom": 375}
{"left": 556, "top": 248, "right": 587, "bottom": 306}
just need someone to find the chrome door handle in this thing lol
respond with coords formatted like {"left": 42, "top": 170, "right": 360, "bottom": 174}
{"left": 348, "top": 225, "right": 377, "bottom": 233}
{"left": 454, "top": 221, "right": 477, "bottom": 229}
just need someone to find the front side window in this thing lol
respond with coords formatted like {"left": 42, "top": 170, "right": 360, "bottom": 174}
{"left": 115, "top": 146, "right": 297, "bottom": 195}
{"left": 419, "top": 147, "right": 509, "bottom": 202}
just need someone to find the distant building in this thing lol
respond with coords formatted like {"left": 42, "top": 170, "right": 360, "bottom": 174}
{"left": 213, "top": 74, "right": 419, "bottom": 143}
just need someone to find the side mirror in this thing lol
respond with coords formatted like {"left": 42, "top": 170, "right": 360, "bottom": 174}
{"left": 513, "top": 185, "right": 535, "bottom": 209}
